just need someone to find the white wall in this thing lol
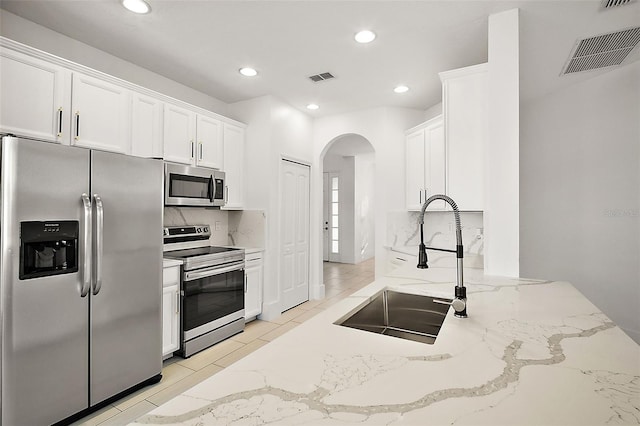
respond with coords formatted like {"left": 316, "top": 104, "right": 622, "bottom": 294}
{"left": 485, "top": 8, "right": 520, "bottom": 276}
{"left": 520, "top": 61, "right": 640, "bottom": 343}
{"left": 313, "top": 107, "right": 426, "bottom": 287}
{"left": 228, "top": 96, "right": 314, "bottom": 319}
{"left": 354, "top": 153, "right": 375, "bottom": 262}
{"left": 0, "top": 10, "right": 228, "bottom": 115}
{"left": 424, "top": 102, "right": 443, "bottom": 121}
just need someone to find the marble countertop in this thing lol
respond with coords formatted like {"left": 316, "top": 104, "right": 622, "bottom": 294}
{"left": 135, "top": 261, "right": 640, "bottom": 425}
{"left": 162, "top": 258, "right": 183, "bottom": 268}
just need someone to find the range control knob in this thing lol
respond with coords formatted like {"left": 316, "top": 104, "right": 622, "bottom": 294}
{"left": 196, "top": 227, "right": 202, "bottom": 233}
{"left": 204, "top": 227, "right": 209, "bottom": 233}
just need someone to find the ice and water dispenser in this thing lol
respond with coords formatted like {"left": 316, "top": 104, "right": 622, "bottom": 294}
{"left": 19, "top": 221, "right": 79, "bottom": 280}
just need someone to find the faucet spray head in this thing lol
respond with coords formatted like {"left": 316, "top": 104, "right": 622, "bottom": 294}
{"left": 417, "top": 243, "right": 428, "bottom": 268}
{"left": 417, "top": 223, "right": 428, "bottom": 268}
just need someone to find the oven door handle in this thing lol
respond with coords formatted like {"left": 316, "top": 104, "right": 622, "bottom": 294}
{"left": 184, "top": 262, "right": 245, "bottom": 281}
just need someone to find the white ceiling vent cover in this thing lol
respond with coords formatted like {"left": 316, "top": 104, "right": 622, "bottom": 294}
{"left": 562, "top": 27, "right": 640, "bottom": 74}
{"left": 309, "top": 72, "right": 335, "bottom": 82}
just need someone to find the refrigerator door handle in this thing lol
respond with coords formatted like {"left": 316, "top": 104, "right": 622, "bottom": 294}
{"left": 81, "top": 193, "right": 92, "bottom": 297}
{"left": 93, "top": 194, "right": 104, "bottom": 296}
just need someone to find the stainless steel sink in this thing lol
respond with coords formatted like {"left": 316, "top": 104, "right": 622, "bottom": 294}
{"left": 335, "top": 289, "right": 450, "bottom": 344}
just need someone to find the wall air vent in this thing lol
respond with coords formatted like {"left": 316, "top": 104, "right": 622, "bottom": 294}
{"left": 602, "top": 0, "right": 635, "bottom": 8}
{"left": 562, "top": 26, "right": 640, "bottom": 74}
{"left": 308, "top": 72, "right": 335, "bottom": 82}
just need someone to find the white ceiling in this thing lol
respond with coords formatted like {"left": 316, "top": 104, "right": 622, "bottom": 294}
{"left": 1, "top": 0, "right": 638, "bottom": 117}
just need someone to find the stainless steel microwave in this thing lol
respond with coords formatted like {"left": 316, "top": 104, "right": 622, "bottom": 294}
{"left": 164, "top": 163, "right": 225, "bottom": 207}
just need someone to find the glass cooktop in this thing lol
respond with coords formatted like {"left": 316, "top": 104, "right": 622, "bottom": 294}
{"left": 164, "top": 246, "right": 241, "bottom": 259}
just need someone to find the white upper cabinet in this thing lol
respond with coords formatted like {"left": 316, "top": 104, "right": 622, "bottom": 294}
{"left": 196, "top": 115, "right": 223, "bottom": 169}
{"left": 1, "top": 39, "right": 247, "bottom": 185}
{"left": 131, "top": 92, "right": 163, "bottom": 158}
{"left": 222, "top": 123, "right": 245, "bottom": 210}
{"left": 440, "top": 63, "right": 488, "bottom": 211}
{"left": 71, "top": 72, "right": 131, "bottom": 154}
{"left": 406, "top": 128, "right": 426, "bottom": 211}
{"left": 0, "top": 49, "right": 71, "bottom": 143}
{"left": 163, "top": 105, "right": 226, "bottom": 169}
{"left": 405, "top": 116, "right": 446, "bottom": 211}
{"left": 163, "top": 103, "right": 196, "bottom": 164}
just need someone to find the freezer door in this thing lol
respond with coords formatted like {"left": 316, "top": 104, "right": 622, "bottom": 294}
{"left": 1, "top": 137, "right": 90, "bottom": 425}
{"left": 89, "top": 150, "right": 163, "bottom": 405}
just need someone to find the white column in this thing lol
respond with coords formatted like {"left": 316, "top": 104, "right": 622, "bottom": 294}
{"left": 485, "top": 9, "right": 520, "bottom": 276}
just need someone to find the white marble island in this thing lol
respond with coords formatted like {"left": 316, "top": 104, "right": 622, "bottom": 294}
{"left": 134, "top": 259, "right": 640, "bottom": 425}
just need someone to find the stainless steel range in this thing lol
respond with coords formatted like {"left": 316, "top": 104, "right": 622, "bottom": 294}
{"left": 163, "top": 225, "right": 245, "bottom": 358}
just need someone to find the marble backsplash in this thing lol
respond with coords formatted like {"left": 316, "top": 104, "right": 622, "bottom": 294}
{"left": 164, "top": 207, "right": 266, "bottom": 249}
{"left": 387, "top": 210, "right": 484, "bottom": 256}
{"left": 164, "top": 207, "right": 230, "bottom": 245}
{"left": 228, "top": 210, "right": 266, "bottom": 249}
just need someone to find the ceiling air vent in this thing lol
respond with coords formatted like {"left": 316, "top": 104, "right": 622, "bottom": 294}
{"left": 308, "top": 72, "right": 335, "bottom": 82}
{"left": 562, "top": 26, "right": 640, "bottom": 74}
{"left": 602, "top": 0, "right": 635, "bottom": 8}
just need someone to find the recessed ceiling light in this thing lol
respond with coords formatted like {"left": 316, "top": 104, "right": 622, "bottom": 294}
{"left": 239, "top": 67, "right": 258, "bottom": 77}
{"left": 121, "top": 0, "right": 151, "bottom": 14}
{"left": 306, "top": 104, "right": 319, "bottom": 110}
{"left": 355, "top": 30, "right": 376, "bottom": 44}
{"left": 394, "top": 85, "right": 409, "bottom": 93}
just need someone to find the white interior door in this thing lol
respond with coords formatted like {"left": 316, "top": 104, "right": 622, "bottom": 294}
{"left": 280, "top": 160, "right": 310, "bottom": 312}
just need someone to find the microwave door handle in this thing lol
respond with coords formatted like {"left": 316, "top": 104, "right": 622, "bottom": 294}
{"left": 209, "top": 175, "right": 215, "bottom": 203}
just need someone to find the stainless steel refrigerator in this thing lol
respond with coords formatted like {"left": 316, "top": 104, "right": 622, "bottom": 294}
{"left": 0, "top": 135, "right": 163, "bottom": 425}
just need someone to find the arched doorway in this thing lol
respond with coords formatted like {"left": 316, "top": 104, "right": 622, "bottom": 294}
{"left": 320, "top": 134, "right": 375, "bottom": 265}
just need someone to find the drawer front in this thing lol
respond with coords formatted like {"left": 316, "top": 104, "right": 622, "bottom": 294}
{"left": 245, "top": 251, "right": 263, "bottom": 262}
{"left": 163, "top": 266, "right": 180, "bottom": 287}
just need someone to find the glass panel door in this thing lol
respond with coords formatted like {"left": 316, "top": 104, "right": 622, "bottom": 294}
{"left": 330, "top": 174, "right": 340, "bottom": 261}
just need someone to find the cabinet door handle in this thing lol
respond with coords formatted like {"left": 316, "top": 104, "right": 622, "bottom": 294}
{"left": 57, "top": 108, "right": 63, "bottom": 137}
{"left": 244, "top": 276, "right": 248, "bottom": 293}
{"left": 176, "top": 292, "right": 180, "bottom": 314}
{"left": 190, "top": 141, "right": 194, "bottom": 159}
{"left": 225, "top": 185, "right": 229, "bottom": 203}
{"left": 75, "top": 111, "right": 80, "bottom": 140}
{"left": 419, "top": 190, "right": 422, "bottom": 204}
{"left": 199, "top": 142, "right": 203, "bottom": 160}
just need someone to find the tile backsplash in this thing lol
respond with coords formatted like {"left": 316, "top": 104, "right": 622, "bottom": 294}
{"left": 387, "top": 210, "right": 484, "bottom": 256}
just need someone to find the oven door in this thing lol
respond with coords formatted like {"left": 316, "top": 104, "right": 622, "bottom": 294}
{"left": 182, "top": 261, "right": 245, "bottom": 340}
{"left": 165, "top": 163, "right": 216, "bottom": 207}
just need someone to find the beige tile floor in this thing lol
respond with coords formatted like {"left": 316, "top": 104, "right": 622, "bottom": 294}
{"left": 74, "top": 258, "right": 375, "bottom": 426}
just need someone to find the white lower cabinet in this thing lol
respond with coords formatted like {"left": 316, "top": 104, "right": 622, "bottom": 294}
{"left": 244, "top": 251, "right": 263, "bottom": 321}
{"left": 162, "top": 264, "right": 180, "bottom": 358}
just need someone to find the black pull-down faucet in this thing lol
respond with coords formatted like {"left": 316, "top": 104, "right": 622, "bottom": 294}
{"left": 417, "top": 194, "right": 467, "bottom": 318}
